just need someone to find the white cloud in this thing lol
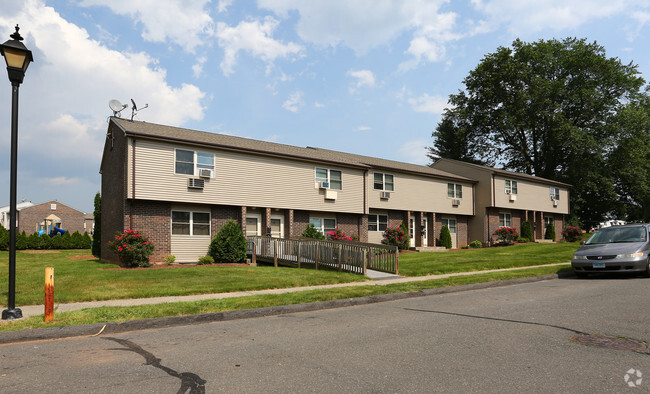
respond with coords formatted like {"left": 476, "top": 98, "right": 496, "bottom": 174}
{"left": 282, "top": 91, "right": 304, "bottom": 112}
{"left": 628, "top": 11, "right": 650, "bottom": 40}
{"left": 42, "top": 177, "right": 79, "bottom": 186}
{"left": 356, "top": 126, "right": 372, "bottom": 131}
{"left": 470, "top": 0, "right": 629, "bottom": 34}
{"left": 347, "top": 69, "right": 376, "bottom": 94}
{"left": 398, "top": 140, "right": 430, "bottom": 165}
{"left": 408, "top": 94, "right": 449, "bottom": 114}
{"left": 79, "top": 0, "right": 214, "bottom": 52}
{"left": 215, "top": 17, "right": 303, "bottom": 76}
{"left": 192, "top": 56, "right": 207, "bottom": 78}
{"left": 217, "top": 0, "right": 234, "bottom": 13}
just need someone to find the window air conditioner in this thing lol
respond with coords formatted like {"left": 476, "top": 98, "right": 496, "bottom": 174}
{"left": 319, "top": 181, "right": 330, "bottom": 189}
{"left": 509, "top": 194, "right": 517, "bottom": 202}
{"left": 553, "top": 200, "right": 558, "bottom": 207}
{"left": 188, "top": 178, "right": 205, "bottom": 189}
{"left": 380, "top": 191, "right": 391, "bottom": 199}
{"left": 198, "top": 168, "right": 213, "bottom": 178}
{"left": 452, "top": 199, "right": 461, "bottom": 206}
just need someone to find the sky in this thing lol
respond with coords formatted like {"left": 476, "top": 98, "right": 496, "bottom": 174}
{"left": 0, "top": 0, "right": 649, "bottom": 213}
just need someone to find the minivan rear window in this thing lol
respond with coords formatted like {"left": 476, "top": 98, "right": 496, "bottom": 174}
{"left": 586, "top": 226, "right": 647, "bottom": 245}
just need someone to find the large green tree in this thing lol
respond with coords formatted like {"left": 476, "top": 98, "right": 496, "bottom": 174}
{"left": 92, "top": 192, "right": 101, "bottom": 258}
{"left": 429, "top": 38, "right": 646, "bottom": 227}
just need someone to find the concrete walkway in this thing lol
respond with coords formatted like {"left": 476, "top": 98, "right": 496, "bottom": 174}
{"left": 18, "top": 263, "right": 568, "bottom": 319}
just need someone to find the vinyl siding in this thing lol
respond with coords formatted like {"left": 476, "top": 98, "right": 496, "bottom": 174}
{"left": 170, "top": 236, "right": 211, "bottom": 263}
{"left": 130, "top": 139, "right": 364, "bottom": 214}
{"left": 367, "top": 172, "right": 474, "bottom": 215}
{"left": 493, "top": 176, "right": 569, "bottom": 214}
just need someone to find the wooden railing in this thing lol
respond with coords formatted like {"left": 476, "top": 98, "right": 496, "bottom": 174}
{"left": 246, "top": 236, "right": 399, "bottom": 275}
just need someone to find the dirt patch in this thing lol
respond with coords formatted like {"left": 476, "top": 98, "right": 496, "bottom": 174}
{"left": 69, "top": 255, "right": 96, "bottom": 260}
{"left": 21, "top": 250, "right": 61, "bottom": 254}
{"left": 103, "top": 263, "right": 251, "bottom": 270}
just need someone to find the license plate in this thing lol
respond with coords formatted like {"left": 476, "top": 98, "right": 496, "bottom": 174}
{"left": 592, "top": 262, "right": 606, "bottom": 268}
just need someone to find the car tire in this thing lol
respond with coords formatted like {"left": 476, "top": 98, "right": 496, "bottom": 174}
{"left": 575, "top": 271, "right": 588, "bottom": 279}
{"left": 644, "top": 260, "right": 650, "bottom": 278}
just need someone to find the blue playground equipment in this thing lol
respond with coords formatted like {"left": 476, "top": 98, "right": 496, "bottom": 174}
{"left": 49, "top": 226, "right": 66, "bottom": 237}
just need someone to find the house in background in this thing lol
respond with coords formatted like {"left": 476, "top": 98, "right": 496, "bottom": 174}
{"left": 100, "top": 117, "right": 477, "bottom": 263}
{"left": 431, "top": 158, "right": 571, "bottom": 244}
{"left": 16, "top": 200, "right": 90, "bottom": 235}
{"left": 0, "top": 200, "right": 34, "bottom": 230}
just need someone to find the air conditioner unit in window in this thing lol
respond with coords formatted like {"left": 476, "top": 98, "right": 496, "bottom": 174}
{"left": 452, "top": 199, "right": 461, "bottom": 206}
{"left": 509, "top": 194, "right": 517, "bottom": 202}
{"left": 553, "top": 200, "right": 558, "bottom": 207}
{"left": 188, "top": 178, "right": 205, "bottom": 189}
{"left": 198, "top": 168, "right": 213, "bottom": 178}
{"left": 380, "top": 191, "right": 391, "bottom": 199}
{"left": 319, "top": 181, "right": 330, "bottom": 189}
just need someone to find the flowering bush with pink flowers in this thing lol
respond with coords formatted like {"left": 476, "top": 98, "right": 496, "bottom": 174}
{"left": 494, "top": 227, "right": 518, "bottom": 244}
{"left": 562, "top": 226, "right": 583, "bottom": 242}
{"left": 382, "top": 226, "right": 409, "bottom": 250}
{"left": 107, "top": 229, "right": 154, "bottom": 267}
{"left": 326, "top": 229, "right": 353, "bottom": 241}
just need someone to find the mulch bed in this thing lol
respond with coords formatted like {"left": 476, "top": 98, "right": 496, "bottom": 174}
{"left": 103, "top": 263, "right": 251, "bottom": 270}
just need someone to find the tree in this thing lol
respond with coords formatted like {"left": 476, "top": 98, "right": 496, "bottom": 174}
{"left": 427, "top": 114, "right": 483, "bottom": 164}
{"left": 521, "top": 221, "right": 533, "bottom": 242}
{"left": 429, "top": 38, "right": 645, "bottom": 227}
{"left": 301, "top": 223, "right": 325, "bottom": 240}
{"left": 208, "top": 219, "right": 247, "bottom": 264}
{"left": 544, "top": 223, "right": 556, "bottom": 241}
{"left": 439, "top": 225, "right": 452, "bottom": 249}
{"left": 92, "top": 192, "right": 101, "bottom": 258}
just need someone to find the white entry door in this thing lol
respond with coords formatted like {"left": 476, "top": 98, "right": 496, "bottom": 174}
{"left": 409, "top": 215, "right": 415, "bottom": 248}
{"left": 270, "top": 214, "right": 284, "bottom": 238}
{"left": 246, "top": 213, "right": 262, "bottom": 236}
{"left": 422, "top": 217, "right": 428, "bottom": 246}
{"left": 441, "top": 217, "right": 457, "bottom": 249}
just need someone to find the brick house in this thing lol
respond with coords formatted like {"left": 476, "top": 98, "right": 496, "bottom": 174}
{"left": 100, "top": 118, "right": 478, "bottom": 263}
{"left": 16, "top": 200, "right": 90, "bottom": 235}
{"left": 431, "top": 158, "right": 571, "bottom": 244}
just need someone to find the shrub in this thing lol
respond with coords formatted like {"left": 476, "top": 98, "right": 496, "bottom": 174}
{"left": 461, "top": 244, "right": 469, "bottom": 249}
{"left": 28, "top": 232, "right": 44, "bottom": 249}
{"left": 208, "top": 219, "right": 247, "bottom": 264}
{"left": 521, "top": 221, "right": 533, "bottom": 242}
{"left": 61, "top": 231, "right": 73, "bottom": 249}
{"left": 469, "top": 240, "right": 482, "bottom": 248}
{"left": 399, "top": 221, "right": 410, "bottom": 249}
{"left": 516, "top": 236, "right": 529, "bottom": 243}
{"left": 545, "top": 223, "right": 556, "bottom": 240}
{"left": 0, "top": 226, "right": 7, "bottom": 250}
{"left": 494, "top": 227, "right": 518, "bottom": 244}
{"left": 70, "top": 231, "right": 84, "bottom": 249}
{"left": 439, "top": 225, "right": 452, "bottom": 249}
{"left": 15, "top": 231, "right": 28, "bottom": 250}
{"left": 301, "top": 223, "right": 325, "bottom": 240}
{"left": 107, "top": 229, "right": 154, "bottom": 268}
{"left": 562, "top": 226, "right": 583, "bottom": 242}
{"left": 197, "top": 255, "right": 214, "bottom": 265}
{"left": 92, "top": 192, "right": 101, "bottom": 258}
{"left": 382, "top": 226, "right": 409, "bottom": 250}
{"left": 82, "top": 232, "right": 92, "bottom": 249}
{"left": 326, "top": 229, "right": 353, "bottom": 241}
{"left": 164, "top": 255, "right": 176, "bottom": 264}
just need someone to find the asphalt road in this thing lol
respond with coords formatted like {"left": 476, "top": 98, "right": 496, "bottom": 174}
{"left": 1, "top": 275, "right": 649, "bottom": 393}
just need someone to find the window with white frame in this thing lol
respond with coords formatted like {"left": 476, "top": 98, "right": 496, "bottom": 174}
{"left": 368, "top": 214, "right": 388, "bottom": 232}
{"left": 441, "top": 218, "right": 457, "bottom": 233}
{"left": 545, "top": 216, "right": 554, "bottom": 226}
{"left": 373, "top": 173, "right": 394, "bottom": 191}
{"left": 172, "top": 211, "right": 211, "bottom": 236}
{"left": 550, "top": 187, "right": 560, "bottom": 200}
{"left": 499, "top": 212, "right": 512, "bottom": 227}
{"left": 310, "top": 217, "right": 337, "bottom": 235}
{"left": 175, "top": 149, "right": 214, "bottom": 176}
{"left": 315, "top": 168, "right": 342, "bottom": 190}
{"left": 447, "top": 183, "right": 463, "bottom": 198}
{"left": 505, "top": 180, "right": 518, "bottom": 195}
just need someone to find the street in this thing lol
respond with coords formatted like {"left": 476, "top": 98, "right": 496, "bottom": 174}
{"left": 1, "top": 275, "right": 649, "bottom": 393}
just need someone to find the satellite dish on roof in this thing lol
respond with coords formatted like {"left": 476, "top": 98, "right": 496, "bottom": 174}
{"left": 130, "top": 98, "right": 148, "bottom": 121}
{"left": 108, "top": 99, "right": 128, "bottom": 117}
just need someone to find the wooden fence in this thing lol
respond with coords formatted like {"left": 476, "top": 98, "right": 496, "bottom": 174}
{"left": 246, "top": 236, "right": 399, "bottom": 275}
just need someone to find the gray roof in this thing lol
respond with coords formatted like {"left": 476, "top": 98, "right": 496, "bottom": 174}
{"left": 111, "top": 117, "right": 476, "bottom": 183}
{"left": 432, "top": 158, "right": 572, "bottom": 188}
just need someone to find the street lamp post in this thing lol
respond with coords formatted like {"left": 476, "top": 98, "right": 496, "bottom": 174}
{"left": 1, "top": 25, "right": 33, "bottom": 320}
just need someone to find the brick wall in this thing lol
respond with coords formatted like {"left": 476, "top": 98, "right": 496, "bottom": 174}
{"left": 292, "top": 210, "right": 310, "bottom": 237}
{"left": 18, "top": 201, "right": 86, "bottom": 235}
{"left": 101, "top": 121, "right": 128, "bottom": 262}
{"left": 128, "top": 200, "right": 172, "bottom": 264}
{"left": 336, "top": 213, "right": 360, "bottom": 239}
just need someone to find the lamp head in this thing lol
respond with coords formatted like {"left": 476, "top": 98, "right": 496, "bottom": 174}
{"left": 0, "top": 25, "right": 34, "bottom": 84}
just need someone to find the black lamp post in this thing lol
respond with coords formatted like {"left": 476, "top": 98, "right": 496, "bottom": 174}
{"left": 1, "top": 25, "right": 33, "bottom": 320}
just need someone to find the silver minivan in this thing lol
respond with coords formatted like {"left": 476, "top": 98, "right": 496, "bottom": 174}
{"left": 571, "top": 224, "right": 650, "bottom": 278}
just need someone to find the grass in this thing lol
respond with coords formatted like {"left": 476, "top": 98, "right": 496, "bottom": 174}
{"left": 0, "top": 264, "right": 571, "bottom": 331}
{"left": 0, "top": 250, "right": 367, "bottom": 306}
{"left": 398, "top": 242, "right": 578, "bottom": 276}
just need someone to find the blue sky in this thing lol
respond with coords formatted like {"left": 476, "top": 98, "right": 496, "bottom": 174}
{"left": 1, "top": 0, "right": 649, "bottom": 213}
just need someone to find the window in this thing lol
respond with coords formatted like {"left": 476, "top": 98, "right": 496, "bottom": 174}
{"left": 544, "top": 216, "right": 554, "bottom": 226}
{"left": 374, "top": 173, "right": 394, "bottom": 191}
{"left": 441, "top": 218, "right": 457, "bottom": 233}
{"left": 505, "top": 180, "right": 518, "bottom": 194}
{"left": 172, "top": 211, "right": 210, "bottom": 236}
{"left": 175, "top": 149, "right": 214, "bottom": 175}
{"left": 447, "top": 183, "right": 462, "bottom": 198}
{"left": 499, "top": 212, "right": 511, "bottom": 227}
{"left": 550, "top": 187, "right": 560, "bottom": 200}
{"left": 310, "top": 217, "right": 337, "bottom": 235}
{"left": 368, "top": 214, "right": 388, "bottom": 232}
{"left": 315, "top": 168, "right": 342, "bottom": 190}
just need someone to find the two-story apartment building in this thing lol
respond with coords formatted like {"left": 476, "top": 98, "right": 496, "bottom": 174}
{"left": 431, "top": 158, "right": 571, "bottom": 244}
{"left": 100, "top": 118, "right": 476, "bottom": 263}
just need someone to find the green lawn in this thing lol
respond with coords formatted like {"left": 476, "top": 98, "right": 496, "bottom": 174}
{"left": 398, "top": 242, "right": 578, "bottom": 276}
{"left": 0, "top": 250, "right": 366, "bottom": 307}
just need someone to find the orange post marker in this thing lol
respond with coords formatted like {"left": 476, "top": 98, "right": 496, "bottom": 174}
{"left": 44, "top": 267, "right": 54, "bottom": 322}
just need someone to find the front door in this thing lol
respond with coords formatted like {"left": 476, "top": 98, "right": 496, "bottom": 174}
{"left": 422, "top": 217, "right": 428, "bottom": 246}
{"left": 246, "top": 213, "right": 262, "bottom": 236}
{"left": 409, "top": 215, "right": 415, "bottom": 248}
{"left": 441, "top": 217, "right": 457, "bottom": 249}
{"left": 270, "top": 214, "right": 284, "bottom": 238}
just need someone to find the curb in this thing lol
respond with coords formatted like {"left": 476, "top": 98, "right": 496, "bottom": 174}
{"left": 0, "top": 272, "right": 572, "bottom": 344}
